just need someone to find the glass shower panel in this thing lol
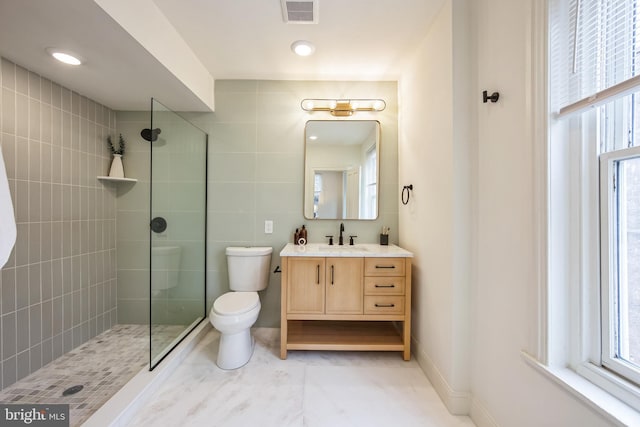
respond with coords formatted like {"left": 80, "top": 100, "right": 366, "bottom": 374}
{"left": 149, "top": 99, "right": 207, "bottom": 369}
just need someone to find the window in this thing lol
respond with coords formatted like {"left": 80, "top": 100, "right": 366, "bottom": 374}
{"left": 361, "top": 146, "right": 377, "bottom": 219}
{"left": 549, "top": 0, "right": 640, "bottom": 409}
{"left": 601, "top": 146, "right": 640, "bottom": 386}
{"left": 313, "top": 173, "right": 322, "bottom": 218}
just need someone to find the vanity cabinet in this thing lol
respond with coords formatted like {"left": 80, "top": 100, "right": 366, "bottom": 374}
{"left": 280, "top": 244, "right": 412, "bottom": 361}
{"left": 287, "top": 257, "right": 363, "bottom": 314}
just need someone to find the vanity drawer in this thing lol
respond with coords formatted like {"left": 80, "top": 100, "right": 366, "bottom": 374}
{"left": 364, "top": 258, "right": 405, "bottom": 276}
{"left": 364, "top": 296, "right": 405, "bottom": 315}
{"left": 364, "top": 277, "right": 405, "bottom": 295}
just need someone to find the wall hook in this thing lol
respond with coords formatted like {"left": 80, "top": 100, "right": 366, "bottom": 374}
{"left": 482, "top": 90, "right": 500, "bottom": 103}
{"left": 402, "top": 184, "right": 413, "bottom": 205}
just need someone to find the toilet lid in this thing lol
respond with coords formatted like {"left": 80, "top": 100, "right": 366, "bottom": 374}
{"left": 213, "top": 292, "right": 259, "bottom": 315}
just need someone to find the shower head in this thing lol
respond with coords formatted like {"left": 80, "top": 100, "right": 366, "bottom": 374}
{"left": 141, "top": 128, "right": 161, "bottom": 142}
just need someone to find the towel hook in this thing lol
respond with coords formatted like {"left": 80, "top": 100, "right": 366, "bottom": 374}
{"left": 482, "top": 90, "right": 500, "bottom": 103}
{"left": 402, "top": 184, "right": 413, "bottom": 205}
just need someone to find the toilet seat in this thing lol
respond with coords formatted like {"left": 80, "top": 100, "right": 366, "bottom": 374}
{"left": 213, "top": 292, "right": 259, "bottom": 316}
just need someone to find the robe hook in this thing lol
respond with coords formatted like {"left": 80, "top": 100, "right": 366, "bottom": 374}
{"left": 482, "top": 90, "right": 500, "bottom": 103}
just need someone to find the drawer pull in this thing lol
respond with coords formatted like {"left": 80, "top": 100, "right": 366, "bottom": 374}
{"left": 316, "top": 265, "right": 320, "bottom": 285}
{"left": 375, "top": 265, "right": 396, "bottom": 269}
{"left": 374, "top": 284, "right": 395, "bottom": 288}
{"left": 374, "top": 303, "right": 395, "bottom": 308}
{"left": 330, "top": 265, "right": 334, "bottom": 285}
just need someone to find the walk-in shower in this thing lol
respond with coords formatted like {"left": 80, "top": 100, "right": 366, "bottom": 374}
{"left": 0, "top": 61, "right": 208, "bottom": 425}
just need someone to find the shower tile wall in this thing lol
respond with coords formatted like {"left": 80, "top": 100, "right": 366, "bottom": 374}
{"left": 149, "top": 109, "right": 206, "bottom": 327}
{"left": 0, "top": 58, "right": 118, "bottom": 390}
{"left": 115, "top": 111, "right": 207, "bottom": 326}
{"left": 112, "top": 112, "right": 150, "bottom": 324}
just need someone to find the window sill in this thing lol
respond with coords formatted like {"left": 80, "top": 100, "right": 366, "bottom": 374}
{"left": 521, "top": 351, "right": 640, "bottom": 426}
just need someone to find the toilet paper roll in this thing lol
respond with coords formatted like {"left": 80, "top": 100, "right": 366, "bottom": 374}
{"left": 297, "top": 237, "right": 307, "bottom": 246}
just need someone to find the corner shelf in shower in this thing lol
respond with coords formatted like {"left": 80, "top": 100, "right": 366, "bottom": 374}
{"left": 97, "top": 176, "right": 138, "bottom": 183}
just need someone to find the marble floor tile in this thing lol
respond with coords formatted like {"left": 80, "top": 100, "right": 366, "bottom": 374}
{"left": 303, "top": 365, "right": 474, "bottom": 427}
{"left": 125, "top": 327, "right": 475, "bottom": 427}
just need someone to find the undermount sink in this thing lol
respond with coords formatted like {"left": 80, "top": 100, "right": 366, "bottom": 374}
{"left": 317, "top": 244, "right": 368, "bottom": 252}
{"left": 280, "top": 242, "right": 412, "bottom": 258}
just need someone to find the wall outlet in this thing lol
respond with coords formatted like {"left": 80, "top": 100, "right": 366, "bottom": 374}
{"left": 264, "top": 220, "right": 273, "bottom": 234}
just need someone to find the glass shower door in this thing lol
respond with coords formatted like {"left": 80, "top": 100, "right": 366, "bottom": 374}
{"left": 149, "top": 99, "right": 207, "bottom": 369}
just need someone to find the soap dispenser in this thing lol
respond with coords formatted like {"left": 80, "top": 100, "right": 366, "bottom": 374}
{"left": 298, "top": 225, "right": 307, "bottom": 245}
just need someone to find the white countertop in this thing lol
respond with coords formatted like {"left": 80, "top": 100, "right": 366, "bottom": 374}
{"left": 279, "top": 243, "right": 413, "bottom": 258}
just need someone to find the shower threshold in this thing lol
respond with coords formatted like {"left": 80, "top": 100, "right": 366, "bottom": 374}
{"left": 83, "top": 320, "right": 210, "bottom": 427}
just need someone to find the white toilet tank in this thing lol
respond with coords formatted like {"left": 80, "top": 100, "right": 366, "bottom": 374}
{"left": 226, "top": 247, "right": 272, "bottom": 291}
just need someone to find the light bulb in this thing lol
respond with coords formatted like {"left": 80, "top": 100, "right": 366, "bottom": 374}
{"left": 47, "top": 49, "right": 82, "bottom": 65}
{"left": 291, "top": 40, "right": 315, "bottom": 57}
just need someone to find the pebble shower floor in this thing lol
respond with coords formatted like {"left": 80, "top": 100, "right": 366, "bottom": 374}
{"left": 0, "top": 324, "right": 183, "bottom": 426}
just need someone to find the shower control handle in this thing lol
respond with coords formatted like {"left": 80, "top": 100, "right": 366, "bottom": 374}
{"left": 151, "top": 217, "right": 167, "bottom": 233}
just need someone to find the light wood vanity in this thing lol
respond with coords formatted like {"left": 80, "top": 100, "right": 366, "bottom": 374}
{"left": 280, "top": 243, "right": 413, "bottom": 360}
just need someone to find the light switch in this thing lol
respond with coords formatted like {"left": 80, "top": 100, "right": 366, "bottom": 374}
{"left": 264, "top": 220, "right": 273, "bottom": 234}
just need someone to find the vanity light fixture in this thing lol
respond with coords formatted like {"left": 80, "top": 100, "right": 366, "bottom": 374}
{"left": 291, "top": 40, "right": 315, "bottom": 56}
{"left": 301, "top": 98, "right": 386, "bottom": 116}
{"left": 47, "top": 48, "right": 82, "bottom": 65}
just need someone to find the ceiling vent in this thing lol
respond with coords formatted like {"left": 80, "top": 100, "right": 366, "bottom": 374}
{"left": 281, "top": 0, "right": 318, "bottom": 24}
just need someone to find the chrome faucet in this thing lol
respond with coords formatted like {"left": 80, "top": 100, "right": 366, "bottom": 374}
{"left": 339, "top": 223, "right": 345, "bottom": 245}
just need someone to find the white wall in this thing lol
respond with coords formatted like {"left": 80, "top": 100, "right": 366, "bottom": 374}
{"left": 400, "top": 0, "right": 618, "bottom": 425}
{"left": 399, "top": 0, "right": 472, "bottom": 413}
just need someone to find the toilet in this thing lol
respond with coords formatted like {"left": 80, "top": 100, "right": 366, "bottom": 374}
{"left": 209, "top": 246, "right": 272, "bottom": 369}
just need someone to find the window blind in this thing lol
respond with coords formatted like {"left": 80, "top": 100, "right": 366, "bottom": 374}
{"left": 550, "top": 0, "right": 640, "bottom": 117}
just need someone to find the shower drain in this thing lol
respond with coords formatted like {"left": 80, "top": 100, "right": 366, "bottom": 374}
{"left": 62, "top": 385, "right": 84, "bottom": 396}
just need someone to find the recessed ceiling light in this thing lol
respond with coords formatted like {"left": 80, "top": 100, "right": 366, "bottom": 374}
{"left": 47, "top": 48, "right": 82, "bottom": 65}
{"left": 291, "top": 40, "right": 315, "bottom": 57}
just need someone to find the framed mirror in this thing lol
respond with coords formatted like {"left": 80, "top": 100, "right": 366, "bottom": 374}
{"left": 304, "top": 120, "right": 380, "bottom": 220}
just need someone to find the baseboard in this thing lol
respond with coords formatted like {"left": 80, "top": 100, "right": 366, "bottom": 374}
{"left": 411, "top": 336, "right": 472, "bottom": 415}
{"left": 470, "top": 398, "right": 500, "bottom": 427}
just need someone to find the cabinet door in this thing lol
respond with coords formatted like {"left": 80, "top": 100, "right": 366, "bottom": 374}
{"left": 325, "top": 257, "right": 363, "bottom": 314}
{"left": 287, "top": 257, "right": 325, "bottom": 314}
